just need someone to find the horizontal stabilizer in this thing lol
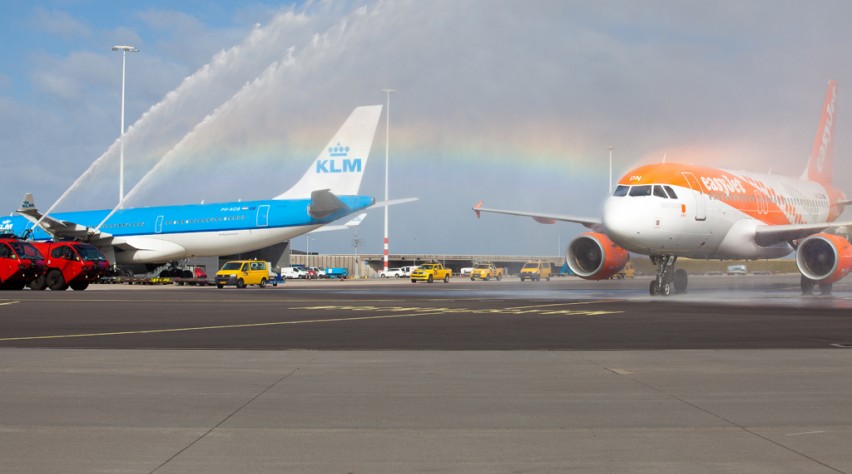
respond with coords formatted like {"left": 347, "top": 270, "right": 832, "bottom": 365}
{"left": 369, "top": 197, "right": 419, "bottom": 209}
{"left": 311, "top": 212, "right": 368, "bottom": 233}
{"left": 308, "top": 189, "right": 348, "bottom": 219}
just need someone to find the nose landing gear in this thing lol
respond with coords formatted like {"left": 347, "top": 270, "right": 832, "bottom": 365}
{"left": 649, "top": 255, "right": 688, "bottom": 296}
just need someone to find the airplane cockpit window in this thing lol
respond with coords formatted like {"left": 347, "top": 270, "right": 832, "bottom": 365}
{"left": 628, "top": 185, "right": 652, "bottom": 197}
{"left": 663, "top": 185, "right": 677, "bottom": 199}
{"left": 652, "top": 185, "right": 668, "bottom": 198}
{"left": 612, "top": 185, "right": 629, "bottom": 197}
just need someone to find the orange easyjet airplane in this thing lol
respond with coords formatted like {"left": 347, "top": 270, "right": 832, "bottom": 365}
{"left": 475, "top": 80, "right": 852, "bottom": 296}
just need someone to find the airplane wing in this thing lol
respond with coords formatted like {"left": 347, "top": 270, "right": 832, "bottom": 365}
{"left": 16, "top": 193, "right": 112, "bottom": 242}
{"left": 473, "top": 200, "right": 601, "bottom": 229}
{"left": 754, "top": 221, "right": 852, "bottom": 247}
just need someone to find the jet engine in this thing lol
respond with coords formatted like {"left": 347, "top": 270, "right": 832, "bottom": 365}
{"left": 566, "top": 232, "right": 630, "bottom": 280}
{"left": 796, "top": 233, "right": 852, "bottom": 283}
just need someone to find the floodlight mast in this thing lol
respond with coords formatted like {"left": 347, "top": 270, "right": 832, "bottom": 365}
{"left": 111, "top": 45, "right": 139, "bottom": 206}
{"left": 381, "top": 88, "right": 397, "bottom": 273}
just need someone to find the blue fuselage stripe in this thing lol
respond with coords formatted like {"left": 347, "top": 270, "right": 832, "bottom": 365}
{"left": 1, "top": 195, "right": 373, "bottom": 240}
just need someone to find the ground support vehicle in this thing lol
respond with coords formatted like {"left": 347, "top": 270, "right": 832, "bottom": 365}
{"left": 611, "top": 262, "right": 635, "bottom": 280}
{"left": 325, "top": 267, "right": 348, "bottom": 279}
{"left": 282, "top": 265, "right": 309, "bottom": 279}
{"left": 380, "top": 267, "right": 405, "bottom": 278}
{"left": 0, "top": 238, "right": 45, "bottom": 290}
{"left": 215, "top": 260, "right": 272, "bottom": 288}
{"left": 470, "top": 263, "right": 503, "bottom": 281}
{"left": 520, "top": 260, "right": 552, "bottom": 282}
{"left": 411, "top": 263, "right": 452, "bottom": 283}
{"left": 28, "top": 241, "right": 108, "bottom": 291}
{"left": 400, "top": 266, "right": 418, "bottom": 277}
{"left": 172, "top": 267, "right": 212, "bottom": 286}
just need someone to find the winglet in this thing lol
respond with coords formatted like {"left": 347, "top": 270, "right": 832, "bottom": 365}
{"left": 474, "top": 200, "right": 483, "bottom": 219}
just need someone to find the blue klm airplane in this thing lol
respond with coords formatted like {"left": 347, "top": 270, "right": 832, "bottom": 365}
{"left": 2, "top": 106, "right": 383, "bottom": 266}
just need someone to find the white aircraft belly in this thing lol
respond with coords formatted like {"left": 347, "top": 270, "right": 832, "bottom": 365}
{"left": 114, "top": 225, "right": 322, "bottom": 264}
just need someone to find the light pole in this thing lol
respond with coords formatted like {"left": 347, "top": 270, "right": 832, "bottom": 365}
{"left": 112, "top": 45, "right": 139, "bottom": 206}
{"left": 381, "top": 88, "right": 397, "bottom": 273}
{"left": 608, "top": 145, "right": 614, "bottom": 195}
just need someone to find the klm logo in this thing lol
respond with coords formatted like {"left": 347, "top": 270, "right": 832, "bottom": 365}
{"left": 316, "top": 143, "right": 362, "bottom": 173}
{"left": 1, "top": 219, "right": 13, "bottom": 232}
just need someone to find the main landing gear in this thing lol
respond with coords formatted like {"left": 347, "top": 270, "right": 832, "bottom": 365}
{"left": 649, "top": 255, "right": 688, "bottom": 297}
{"left": 800, "top": 275, "right": 832, "bottom": 296}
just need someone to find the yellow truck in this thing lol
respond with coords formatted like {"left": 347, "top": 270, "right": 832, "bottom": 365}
{"left": 410, "top": 263, "right": 452, "bottom": 283}
{"left": 470, "top": 263, "right": 503, "bottom": 281}
{"left": 519, "top": 260, "right": 552, "bottom": 282}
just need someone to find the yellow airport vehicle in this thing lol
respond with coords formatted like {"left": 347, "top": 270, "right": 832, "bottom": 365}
{"left": 470, "top": 263, "right": 503, "bottom": 281}
{"left": 520, "top": 260, "right": 552, "bottom": 282}
{"left": 411, "top": 263, "right": 452, "bottom": 283}
{"left": 215, "top": 260, "right": 272, "bottom": 288}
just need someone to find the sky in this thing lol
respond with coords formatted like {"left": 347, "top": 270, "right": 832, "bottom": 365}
{"left": 1, "top": 0, "right": 852, "bottom": 258}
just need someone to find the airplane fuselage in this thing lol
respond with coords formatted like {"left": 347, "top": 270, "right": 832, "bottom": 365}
{"left": 2, "top": 195, "right": 374, "bottom": 264}
{"left": 602, "top": 163, "right": 846, "bottom": 259}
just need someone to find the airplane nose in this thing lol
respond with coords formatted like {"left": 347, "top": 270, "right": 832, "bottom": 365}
{"left": 602, "top": 197, "right": 645, "bottom": 252}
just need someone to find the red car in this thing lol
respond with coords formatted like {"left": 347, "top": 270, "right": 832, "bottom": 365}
{"left": 0, "top": 238, "right": 45, "bottom": 290}
{"left": 29, "top": 242, "right": 110, "bottom": 291}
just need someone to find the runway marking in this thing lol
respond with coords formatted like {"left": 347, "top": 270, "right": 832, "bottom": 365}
{"left": 785, "top": 431, "right": 827, "bottom": 436}
{"left": 0, "top": 301, "right": 623, "bottom": 343}
{"left": 295, "top": 303, "right": 623, "bottom": 317}
{"left": 0, "top": 311, "right": 451, "bottom": 342}
{"left": 0, "top": 300, "right": 20, "bottom": 306}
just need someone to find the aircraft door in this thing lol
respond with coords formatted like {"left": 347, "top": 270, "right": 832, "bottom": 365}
{"left": 155, "top": 216, "right": 164, "bottom": 234}
{"left": 680, "top": 172, "right": 707, "bottom": 221}
{"left": 256, "top": 205, "right": 270, "bottom": 227}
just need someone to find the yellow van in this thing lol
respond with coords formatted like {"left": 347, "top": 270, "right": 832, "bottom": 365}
{"left": 215, "top": 260, "right": 271, "bottom": 288}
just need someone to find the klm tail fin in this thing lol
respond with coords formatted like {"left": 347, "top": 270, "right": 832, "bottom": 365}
{"left": 276, "top": 105, "right": 383, "bottom": 199}
{"left": 803, "top": 80, "right": 837, "bottom": 186}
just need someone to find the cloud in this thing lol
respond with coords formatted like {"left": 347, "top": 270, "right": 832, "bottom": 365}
{"left": 30, "top": 7, "right": 91, "bottom": 38}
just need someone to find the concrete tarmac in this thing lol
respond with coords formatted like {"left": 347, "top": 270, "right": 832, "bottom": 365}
{"left": 1, "top": 275, "right": 851, "bottom": 473}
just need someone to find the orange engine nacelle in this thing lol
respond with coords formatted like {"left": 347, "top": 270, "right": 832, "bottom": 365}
{"left": 796, "top": 233, "right": 852, "bottom": 283}
{"left": 566, "top": 232, "right": 630, "bottom": 280}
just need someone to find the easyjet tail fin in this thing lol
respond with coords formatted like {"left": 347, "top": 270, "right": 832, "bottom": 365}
{"left": 276, "top": 105, "right": 383, "bottom": 199}
{"left": 803, "top": 80, "right": 837, "bottom": 186}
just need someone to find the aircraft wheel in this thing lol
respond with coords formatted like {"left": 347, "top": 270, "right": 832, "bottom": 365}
{"left": 801, "top": 275, "right": 815, "bottom": 295}
{"left": 649, "top": 281, "right": 659, "bottom": 296}
{"left": 673, "top": 269, "right": 688, "bottom": 294}
{"left": 29, "top": 275, "right": 47, "bottom": 291}
{"left": 47, "top": 270, "right": 68, "bottom": 291}
{"left": 259, "top": 278, "right": 267, "bottom": 288}
{"left": 661, "top": 282, "right": 672, "bottom": 296}
{"left": 236, "top": 278, "right": 246, "bottom": 289}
